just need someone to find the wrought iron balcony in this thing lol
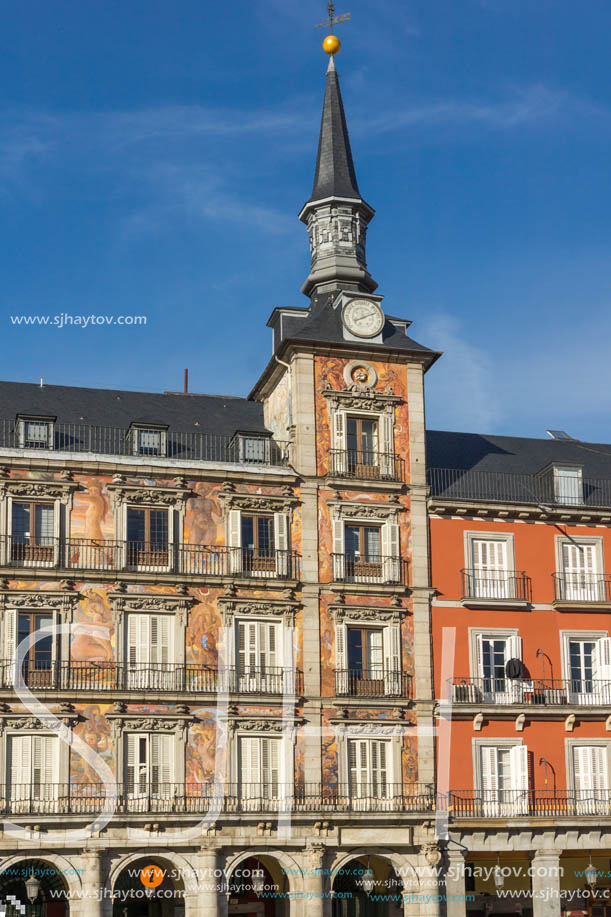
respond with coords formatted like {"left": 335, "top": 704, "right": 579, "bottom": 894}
{"left": 0, "top": 662, "right": 303, "bottom": 695}
{"left": 461, "top": 569, "right": 531, "bottom": 603}
{"left": 0, "top": 420, "right": 289, "bottom": 466}
{"left": 447, "top": 789, "right": 611, "bottom": 818}
{"left": 330, "top": 450, "right": 404, "bottom": 482}
{"left": 334, "top": 668, "right": 412, "bottom": 698}
{"left": 3, "top": 782, "right": 436, "bottom": 816}
{"left": 450, "top": 676, "right": 611, "bottom": 706}
{"left": 1, "top": 536, "right": 301, "bottom": 579}
{"left": 428, "top": 467, "right": 611, "bottom": 509}
{"left": 331, "top": 553, "right": 407, "bottom": 585}
{"left": 553, "top": 573, "right": 611, "bottom": 603}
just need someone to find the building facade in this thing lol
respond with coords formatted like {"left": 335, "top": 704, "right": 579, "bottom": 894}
{"left": 0, "top": 51, "right": 443, "bottom": 917}
{"left": 429, "top": 432, "right": 611, "bottom": 917}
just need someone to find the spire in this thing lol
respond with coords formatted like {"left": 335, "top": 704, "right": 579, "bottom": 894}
{"left": 307, "top": 55, "right": 361, "bottom": 203}
{"left": 299, "top": 53, "right": 376, "bottom": 298}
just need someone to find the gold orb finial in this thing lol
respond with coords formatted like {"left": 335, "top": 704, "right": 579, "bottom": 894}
{"left": 323, "top": 34, "right": 341, "bottom": 55}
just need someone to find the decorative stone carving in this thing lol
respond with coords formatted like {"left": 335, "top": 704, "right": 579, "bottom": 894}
{"left": 219, "top": 597, "right": 297, "bottom": 626}
{"left": 106, "top": 482, "right": 191, "bottom": 510}
{"left": 0, "top": 589, "right": 79, "bottom": 619}
{"left": 110, "top": 591, "right": 194, "bottom": 628}
{"left": 218, "top": 490, "right": 298, "bottom": 516}
{"left": 305, "top": 842, "right": 326, "bottom": 868}
{"left": 0, "top": 709, "right": 79, "bottom": 731}
{"left": 322, "top": 383, "right": 401, "bottom": 414}
{"left": 342, "top": 361, "right": 378, "bottom": 390}
{"left": 422, "top": 843, "right": 443, "bottom": 867}
{"left": 0, "top": 478, "right": 79, "bottom": 505}
{"left": 473, "top": 712, "right": 484, "bottom": 731}
{"left": 232, "top": 718, "right": 284, "bottom": 733}
{"left": 329, "top": 500, "right": 402, "bottom": 522}
{"left": 330, "top": 605, "right": 403, "bottom": 624}
{"left": 108, "top": 711, "right": 194, "bottom": 740}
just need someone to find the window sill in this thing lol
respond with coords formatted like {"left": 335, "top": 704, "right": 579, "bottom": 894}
{"left": 461, "top": 597, "right": 530, "bottom": 610}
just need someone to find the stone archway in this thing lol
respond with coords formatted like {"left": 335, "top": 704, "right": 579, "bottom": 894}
{"left": 226, "top": 854, "right": 292, "bottom": 917}
{"left": 332, "top": 855, "right": 403, "bottom": 917}
{"left": 111, "top": 856, "right": 186, "bottom": 917}
{"left": 0, "top": 857, "right": 70, "bottom": 916}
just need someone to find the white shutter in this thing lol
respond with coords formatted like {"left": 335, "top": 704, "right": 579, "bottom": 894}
{"left": 240, "top": 736, "right": 261, "bottom": 799}
{"left": 371, "top": 740, "right": 388, "bottom": 797}
{"left": 262, "top": 737, "right": 279, "bottom": 797}
{"left": 383, "top": 624, "right": 401, "bottom": 695}
{"left": 382, "top": 522, "right": 400, "bottom": 582}
{"left": 126, "top": 734, "right": 138, "bottom": 795}
{"left": 335, "top": 621, "right": 347, "bottom": 694}
{"left": 10, "top": 736, "right": 31, "bottom": 802}
{"left": 562, "top": 542, "right": 597, "bottom": 600}
{"left": 228, "top": 509, "right": 242, "bottom": 574}
{"left": 150, "top": 615, "right": 171, "bottom": 665}
{"left": 507, "top": 635, "right": 523, "bottom": 661}
{"left": 4, "top": 609, "right": 16, "bottom": 687}
{"left": 274, "top": 512, "right": 289, "bottom": 576}
{"left": 598, "top": 638, "right": 611, "bottom": 703}
{"left": 380, "top": 414, "right": 394, "bottom": 477}
{"left": 151, "top": 734, "right": 172, "bottom": 795}
{"left": 510, "top": 745, "right": 529, "bottom": 814}
{"left": 33, "top": 735, "right": 56, "bottom": 800}
{"left": 332, "top": 519, "right": 345, "bottom": 579}
{"left": 333, "top": 411, "right": 347, "bottom": 473}
{"left": 480, "top": 746, "right": 499, "bottom": 815}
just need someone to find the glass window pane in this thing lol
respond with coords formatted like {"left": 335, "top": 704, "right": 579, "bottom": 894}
{"left": 149, "top": 511, "right": 168, "bottom": 546}
{"left": 35, "top": 505, "right": 54, "bottom": 544}
{"left": 241, "top": 516, "right": 255, "bottom": 551}
{"left": 127, "top": 509, "right": 146, "bottom": 543}
{"left": 347, "top": 629, "right": 363, "bottom": 669}
{"left": 345, "top": 526, "right": 360, "bottom": 556}
{"left": 364, "top": 527, "right": 380, "bottom": 558}
{"left": 25, "top": 422, "right": 48, "bottom": 444}
{"left": 12, "top": 504, "right": 30, "bottom": 539}
{"left": 138, "top": 430, "right": 161, "bottom": 455}
{"left": 257, "top": 517, "right": 274, "bottom": 556}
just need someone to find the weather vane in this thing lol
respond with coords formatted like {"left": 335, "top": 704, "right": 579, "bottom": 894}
{"left": 315, "top": 1, "right": 351, "bottom": 56}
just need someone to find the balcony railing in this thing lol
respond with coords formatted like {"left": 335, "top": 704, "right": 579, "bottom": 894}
{"left": 0, "top": 420, "right": 289, "bottom": 466}
{"left": 3, "top": 783, "right": 435, "bottom": 816}
{"left": 428, "top": 467, "right": 611, "bottom": 509}
{"left": 0, "top": 662, "right": 303, "bottom": 695}
{"left": 330, "top": 450, "right": 404, "bottom": 482}
{"left": 1, "top": 536, "right": 301, "bottom": 579}
{"left": 553, "top": 573, "right": 611, "bottom": 603}
{"left": 331, "top": 554, "right": 407, "bottom": 585}
{"left": 450, "top": 677, "right": 611, "bottom": 706}
{"left": 461, "top": 569, "right": 531, "bottom": 602}
{"left": 334, "top": 669, "right": 412, "bottom": 697}
{"left": 447, "top": 789, "right": 611, "bottom": 818}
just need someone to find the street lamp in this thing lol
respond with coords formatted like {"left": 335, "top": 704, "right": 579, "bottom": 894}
{"left": 25, "top": 873, "right": 41, "bottom": 904}
{"left": 361, "top": 859, "right": 375, "bottom": 896}
{"left": 252, "top": 860, "right": 266, "bottom": 897}
{"left": 585, "top": 863, "right": 597, "bottom": 888}
{"left": 493, "top": 864, "right": 505, "bottom": 891}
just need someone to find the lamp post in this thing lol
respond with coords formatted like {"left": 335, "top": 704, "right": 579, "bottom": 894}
{"left": 361, "top": 859, "right": 375, "bottom": 896}
{"left": 25, "top": 873, "right": 41, "bottom": 904}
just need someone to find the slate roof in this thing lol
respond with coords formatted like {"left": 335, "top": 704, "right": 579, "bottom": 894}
{"left": 426, "top": 429, "right": 611, "bottom": 477}
{"left": 0, "top": 380, "right": 268, "bottom": 436}
{"left": 305, "top": 57, "right": 365, "bottom": 205}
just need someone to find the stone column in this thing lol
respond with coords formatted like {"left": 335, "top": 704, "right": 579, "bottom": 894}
{"left": 303, "top": 844, "right": 326, "bottom": 917}
{"left": 79, "top": 850, "right": 103, "bottom": 917}
{"left": 444, "top": 849, "right": 467, "bottom": 917}
{"left": 531, "top": 850, "right": 561, "bottom": 917}
{"left": 411, "top": 849, "right": 442, "bottom": 917}
{"left": 187, "top": 848, "right": 220, "bottom": 917}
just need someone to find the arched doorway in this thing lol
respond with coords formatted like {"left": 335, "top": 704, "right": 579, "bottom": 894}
{"left": 333, "top": 856, "right": 403, "bottom": 917}
{"left": 0, "top": 859, "right": 69, "bottom": 916}
{"left": 228, "top": 856, "right": 288, "bottom": 917}
{"left": 112, "top": 857, "right": 185, "bottom": 917}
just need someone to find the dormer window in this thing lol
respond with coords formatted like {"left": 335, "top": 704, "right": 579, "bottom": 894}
{"left": 553, "top": 464, "right": 583, "bottom": 506}
{"left": 230, "top": 433, "right": 272, "bottom": 465}
{"left": 130, "top": 425, "right": 167, "bottom": 457}
{"left": 17, "top": 416, "right": 55, "bottom": 450}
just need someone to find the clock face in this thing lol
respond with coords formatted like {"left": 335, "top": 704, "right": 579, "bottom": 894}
{"left": 342, "top": 299, "right": 385, "bottom": 338}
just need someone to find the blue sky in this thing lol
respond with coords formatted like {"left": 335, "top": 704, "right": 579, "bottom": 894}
{"left": 2, "top": 0, "right": 611, "bottom": 441}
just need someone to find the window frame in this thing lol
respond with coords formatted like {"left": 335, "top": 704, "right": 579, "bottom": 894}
{"left": 123, "top": 505, "right": 172, "bottom": 571}
{"left": 7, "top": 498, "right": 60, "bottom": 568}
{"left": 16, "top": 416, "right": 55, "bottom": 450}
{"left": 129, "top": 424, "right": 168, "bottom": 458}
{"left": 565, "top": 739, "right": 611, "bottom": 797}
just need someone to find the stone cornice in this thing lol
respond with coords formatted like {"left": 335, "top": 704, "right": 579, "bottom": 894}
{"left": 107, "top": 704, "right": 194, "bottom": 737}
{"left": 0, "top": 474, "right": 79, "bottom": 505}
{"left": 322, "top": 382, "right": 401, "bottom": 414}
{"left": 330, "top": 604, "right": 404, "bottom": 624}
{"left": 0, "top": 588, "right": 80, "bottom": 613}
{"left": 219, "top": 594, "right": 299, "bottom": 625}
{"left": 218, "top": 484, "right": 298, "bottom": 516}
{"left": 0, "top": 703, "right": 78, "bottom": 731}
{"left": 328, "top": 499, "right": 402, "bottom": 521}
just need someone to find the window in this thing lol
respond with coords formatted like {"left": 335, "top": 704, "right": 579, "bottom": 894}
{"left": 478, "top": 744, "right": 528, "bottom": 815}
{"left": 126, "top": 508, "right": 169, "bottom": 567}
{"left": 559, "top": 541, "right": 602, "bottom": 601}
{"left": 474, "top": 633, "right": 522, "bottom": 703}
{"left": 11, "top": 502, "right": 55, "bottom": 565}
{"left": 554, "top": 465, "right": 583, "bottom": 506}
{"left": 17, "top": 418, "right": 54, "bottom": 450}
{"left": 237, "top": 620, "right": 281, "bottom": 693}
{"left": 239, "top": 736, "right": 280, "bottom": 805}
{"left": 126, "top": 614, "right": 173, "bottom": 689}
{"left": 469, "top": 537, "right": 510, "bottom": 599}
{"left": 8, "top": 735, "right": 58, "bottom": 808}
{"left": 564, "top": 635, "right": 611, "bottom": 704}
{"left": 346, "top": 416, "right": 379, "bottom": 477}
{"left": 241, "top": 515, "right": 275, "bottom": 572}
{"left": 348, "top": 739, "right": 390, "bottom": 804}
{"left": 332, "top": 516, "right": 400, "bottom": 583}
{"left": 16, "top": 613, "right": 55, "bottom": 687}
{"left": 239, "top": 436, "right": 271, "bottom": 464}
{"left": 572, "top": 745, "right": 609, "bottom": 813}
{"left": 345, "top": 525, "right": 381, "bottom": 578}
{"left": 126, "top": 733, "right": 173, "bottom": 799}
{"left": 346, "top": 627, "right": 383, "bottom": 693}
{"left": 227, "top": 509, "right": 290, "bottom": 577}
